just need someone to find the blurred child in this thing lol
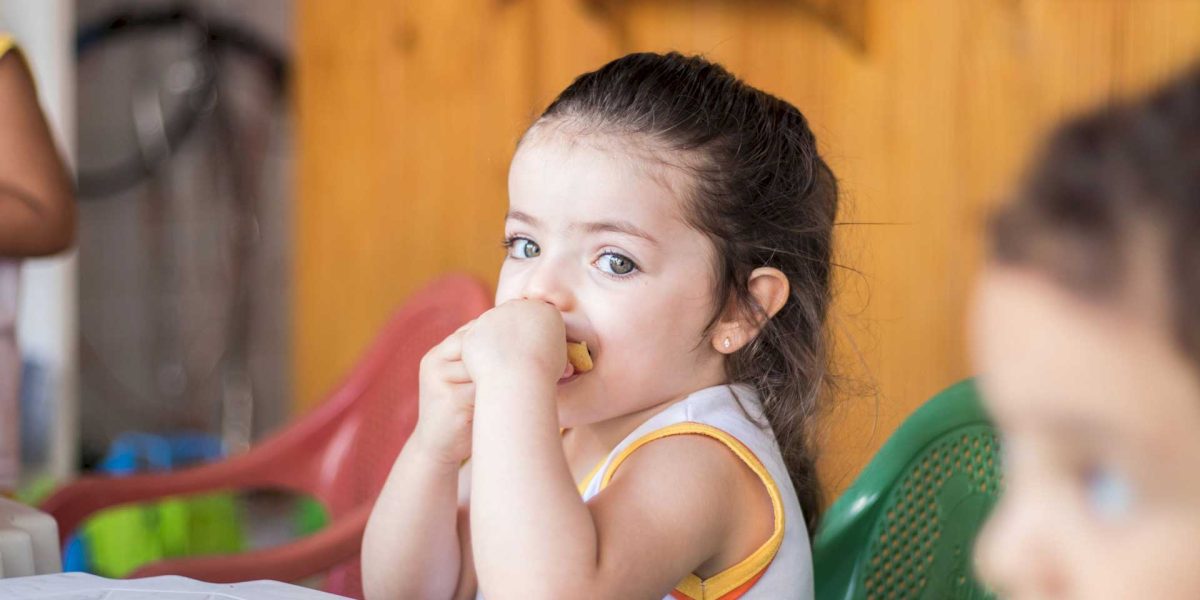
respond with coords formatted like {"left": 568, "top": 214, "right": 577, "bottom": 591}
{"left": 0, "top": 34, "right": 76, "bottom": 492}
{"left": 363, "top": 52, "right": 839, "bottom": 599}
{"left": 972, "top": 64, "right": 1200, "bottom": 598}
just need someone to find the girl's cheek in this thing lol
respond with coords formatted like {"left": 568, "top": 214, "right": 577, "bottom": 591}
{"left": 494, "top": 270, "right": 525, "bottom": 304}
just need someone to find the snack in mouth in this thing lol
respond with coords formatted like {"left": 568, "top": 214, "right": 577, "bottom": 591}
{"left": 566, "top": 341, "right": 593, "bottom": 373}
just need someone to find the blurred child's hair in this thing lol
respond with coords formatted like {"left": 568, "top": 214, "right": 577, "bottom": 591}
{"left": 535, "top": 52, "right": 839, "bottom": 533}
{"left": 990, "top": 64, "right": 1200, "bottom": 366}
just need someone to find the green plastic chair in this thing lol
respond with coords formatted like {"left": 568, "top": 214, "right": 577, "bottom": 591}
{"left": 814, "top": 380, "right": 1002, "bottom": 600}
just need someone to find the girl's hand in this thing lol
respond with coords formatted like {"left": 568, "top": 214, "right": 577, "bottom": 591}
{"left": 410, "top": 322, "right": 476, "bottom": 466}
{"left": 462, "top": 300, "right": 567, "bottom": 385}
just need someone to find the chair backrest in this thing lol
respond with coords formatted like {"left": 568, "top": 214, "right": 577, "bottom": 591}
{"left": 35, "top": 275, "right": 492, "bottom": 599}
{"left": 814, "top": 380, "right": 1001, "bottom": 600}
{"left": 312, "top": 275, "right": 491, "bottom": 513}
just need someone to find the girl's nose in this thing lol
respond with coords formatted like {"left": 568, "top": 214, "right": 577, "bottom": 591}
{"left": 521, "top": 261, "right": 575, "bottom": 311}
{"left": 974, "top": 488, "right": 1067, "bottom": 598}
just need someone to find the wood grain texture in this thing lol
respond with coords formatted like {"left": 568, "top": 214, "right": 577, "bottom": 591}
{"left": 295, "top": 0, "right": 1200, "bottom": 499}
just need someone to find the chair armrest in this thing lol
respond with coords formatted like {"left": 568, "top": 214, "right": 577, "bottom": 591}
{"left": 40, "top": 450, "right": 313, "bottom": 545}
{"left": 127, "top": 504, "right": 370, "bottom": 584}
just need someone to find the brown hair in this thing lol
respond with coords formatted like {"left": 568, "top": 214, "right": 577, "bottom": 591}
{"left": 536, "top": 52, "right": 838, "bottom": 533}
{"left": 990, "top": 64, "right": 1200, "bottom": 364}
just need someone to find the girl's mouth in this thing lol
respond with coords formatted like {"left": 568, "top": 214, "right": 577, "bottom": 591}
{"left": 560, "top": 338, "right": 592, "bottom": 384}
{"left": 558, "top": 361, "right": 585, "bottom": 384}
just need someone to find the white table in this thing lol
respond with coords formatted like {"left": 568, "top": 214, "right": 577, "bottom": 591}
{"left": 0, "top": 573, "right": 351, "bottom": 599}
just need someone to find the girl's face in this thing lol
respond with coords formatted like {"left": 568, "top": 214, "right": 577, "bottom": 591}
{"left": 496, "top": 126, "right": 728, "bottom": 428}
{"left": 971, "top": 267, "right": 1200, "bottom": 599}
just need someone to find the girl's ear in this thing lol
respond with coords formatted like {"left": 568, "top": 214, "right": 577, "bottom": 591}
{"left": 711, "top": 267, "right": 790, "bottom": 354}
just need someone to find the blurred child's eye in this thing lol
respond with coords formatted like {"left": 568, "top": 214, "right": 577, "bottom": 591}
{"left": 596, "top": 252, "right": 638, "bottom": 277}
{"left": 1083, "top": 464, "right": 1135, "bottom": 520}
{"left": 503, "top": 236, "right": 540, "bottom": 259}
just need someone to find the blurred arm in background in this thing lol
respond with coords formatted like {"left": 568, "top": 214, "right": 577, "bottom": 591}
{"left": 0, "top": 46, "right": 74, "bottom": 256}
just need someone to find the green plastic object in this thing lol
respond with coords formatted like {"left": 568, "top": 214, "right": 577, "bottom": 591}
{"left": 295, "top": 495, "right": 329, "bottom": 537}
{"left": 83, "top": 492, "right": 245, "bottom": 578}
{"left": 83, "top": 504, "right": 163, "bottom": 578}
{"left": 16, "top": 474, "right": 58, "bottom": 506}
{"left": 185, "top": 493, "right": 245, "bottom": 555}
{"left": 814, "top": 379, "right": 1002, "bottom": 600}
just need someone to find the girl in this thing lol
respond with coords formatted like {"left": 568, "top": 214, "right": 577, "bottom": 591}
{"left": 971, "top": 64, "right": 1200, "bottom": 598}
{"left": 363, "top": 52, "right": 838, "bottom": 600}
{"left": 0, "top": 33, "right": 76, "bottom": 493}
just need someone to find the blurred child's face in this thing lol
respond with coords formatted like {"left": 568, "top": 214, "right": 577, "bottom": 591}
{"left": 971, "top": 267, "right": 1200, "bottom": 599}
{"left": 496, "top": 125, "right": 728, "bottom": 428}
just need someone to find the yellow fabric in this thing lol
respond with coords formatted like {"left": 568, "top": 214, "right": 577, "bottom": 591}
{"left": 597, "top": 423, "right": 786, "bottom": 600}
{"left": 0, "top": 34, "right": 14, "bottom": 58}
{"left": 576, "top": 459, "right": 605, "bottom": 496}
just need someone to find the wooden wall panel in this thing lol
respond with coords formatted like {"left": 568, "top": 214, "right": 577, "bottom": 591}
{"left": 296, "top": 0, "right": 1200, "bottom": 500}
{"left": 295, "top": 0, "right": 535, "bottom": 413}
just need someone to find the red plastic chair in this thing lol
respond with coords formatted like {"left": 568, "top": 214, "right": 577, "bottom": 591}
{"left": 41, "top": 274, "right": 492, "bottom": 599}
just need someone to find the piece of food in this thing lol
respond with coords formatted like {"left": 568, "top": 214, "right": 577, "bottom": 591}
{"left": 566, "top": 341, "right": 593, "bottom": 373}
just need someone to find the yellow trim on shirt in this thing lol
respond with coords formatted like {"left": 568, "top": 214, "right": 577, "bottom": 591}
{"left": 576, "top": 458, "right": 605, "bottom": 495}
{"left": 597, "top": 423, "right": 785, "bottom": 600}
{"left": 0, "top": 34, "right": 15, "bottom": 58}
{"left": 562, "top": 428, "right": 607, "bottom": 495}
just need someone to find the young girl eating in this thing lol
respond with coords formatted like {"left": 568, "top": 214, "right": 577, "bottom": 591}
{"left": 364, "top": 52, "right": 839, "bottom": 600}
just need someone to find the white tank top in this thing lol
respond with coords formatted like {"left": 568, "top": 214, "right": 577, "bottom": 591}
{"left": 476, "top": 383, "right": 814, "bottom": 600}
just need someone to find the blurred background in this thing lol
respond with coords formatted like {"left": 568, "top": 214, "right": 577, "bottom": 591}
{"left": 3, "top": 0, "right": 1200, "bottom": 590}
{"left": 5, "top": 0, "right": 292, "bottom": 486}
{"left": 73, "top": 0, "right": 291, "bottom": 470}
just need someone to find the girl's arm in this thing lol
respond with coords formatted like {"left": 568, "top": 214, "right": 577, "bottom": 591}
{"left": 0, "top": 49, "right": 75, "bottom": 256}
{"left": 362, "top": 444, "right": 477, "bottom": 600}
{"left": 470, "top": 373, "right": 763, "bottom": 599}
{"left": 363, "top": 326, "right": 480, "bottom": 600}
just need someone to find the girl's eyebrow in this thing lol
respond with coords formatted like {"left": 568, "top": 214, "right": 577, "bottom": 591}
{"left": 505, "top": 211, "right": 659, "bottom": 246}
{"left": 1035, "top": 411, "right": 1126, "bottom": 447}
{"left": 582, "top": 220, "right": 659, "bottom": 246}
{"left": 506, "top": 210, "right": 540, "bottom": 226}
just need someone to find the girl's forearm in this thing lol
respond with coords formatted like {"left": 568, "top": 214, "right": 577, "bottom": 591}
{"left": 0, "top": 182, "right": 74, "bottom": 256}
{"left": 0, "top": 51, "right": 76, "bottom": 257}
{"left": 470, "top": 374, "right": 599, "bottom": 596}
{"left": 362, "top": 441, "right": 464, "bottom": 600}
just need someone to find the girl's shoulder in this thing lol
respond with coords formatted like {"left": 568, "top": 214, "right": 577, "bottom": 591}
{"left": 585, "top": 384, "right": 783, "bottom": 533}
{"left": 584, "top": 385, "right": 812, "bottom": 598}
{"left": 597, "top": 384, "right": 783, "bottom": 477}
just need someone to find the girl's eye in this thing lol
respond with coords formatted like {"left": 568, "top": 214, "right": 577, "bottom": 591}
{"left": 596, "top": 252, "right": 638, "bottom": 276}
{"left": 505, "top": 237, "right": 540, "bottom": 259}
{"left": 1082, "top": 463, "right": 1135, "bottom": 520}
